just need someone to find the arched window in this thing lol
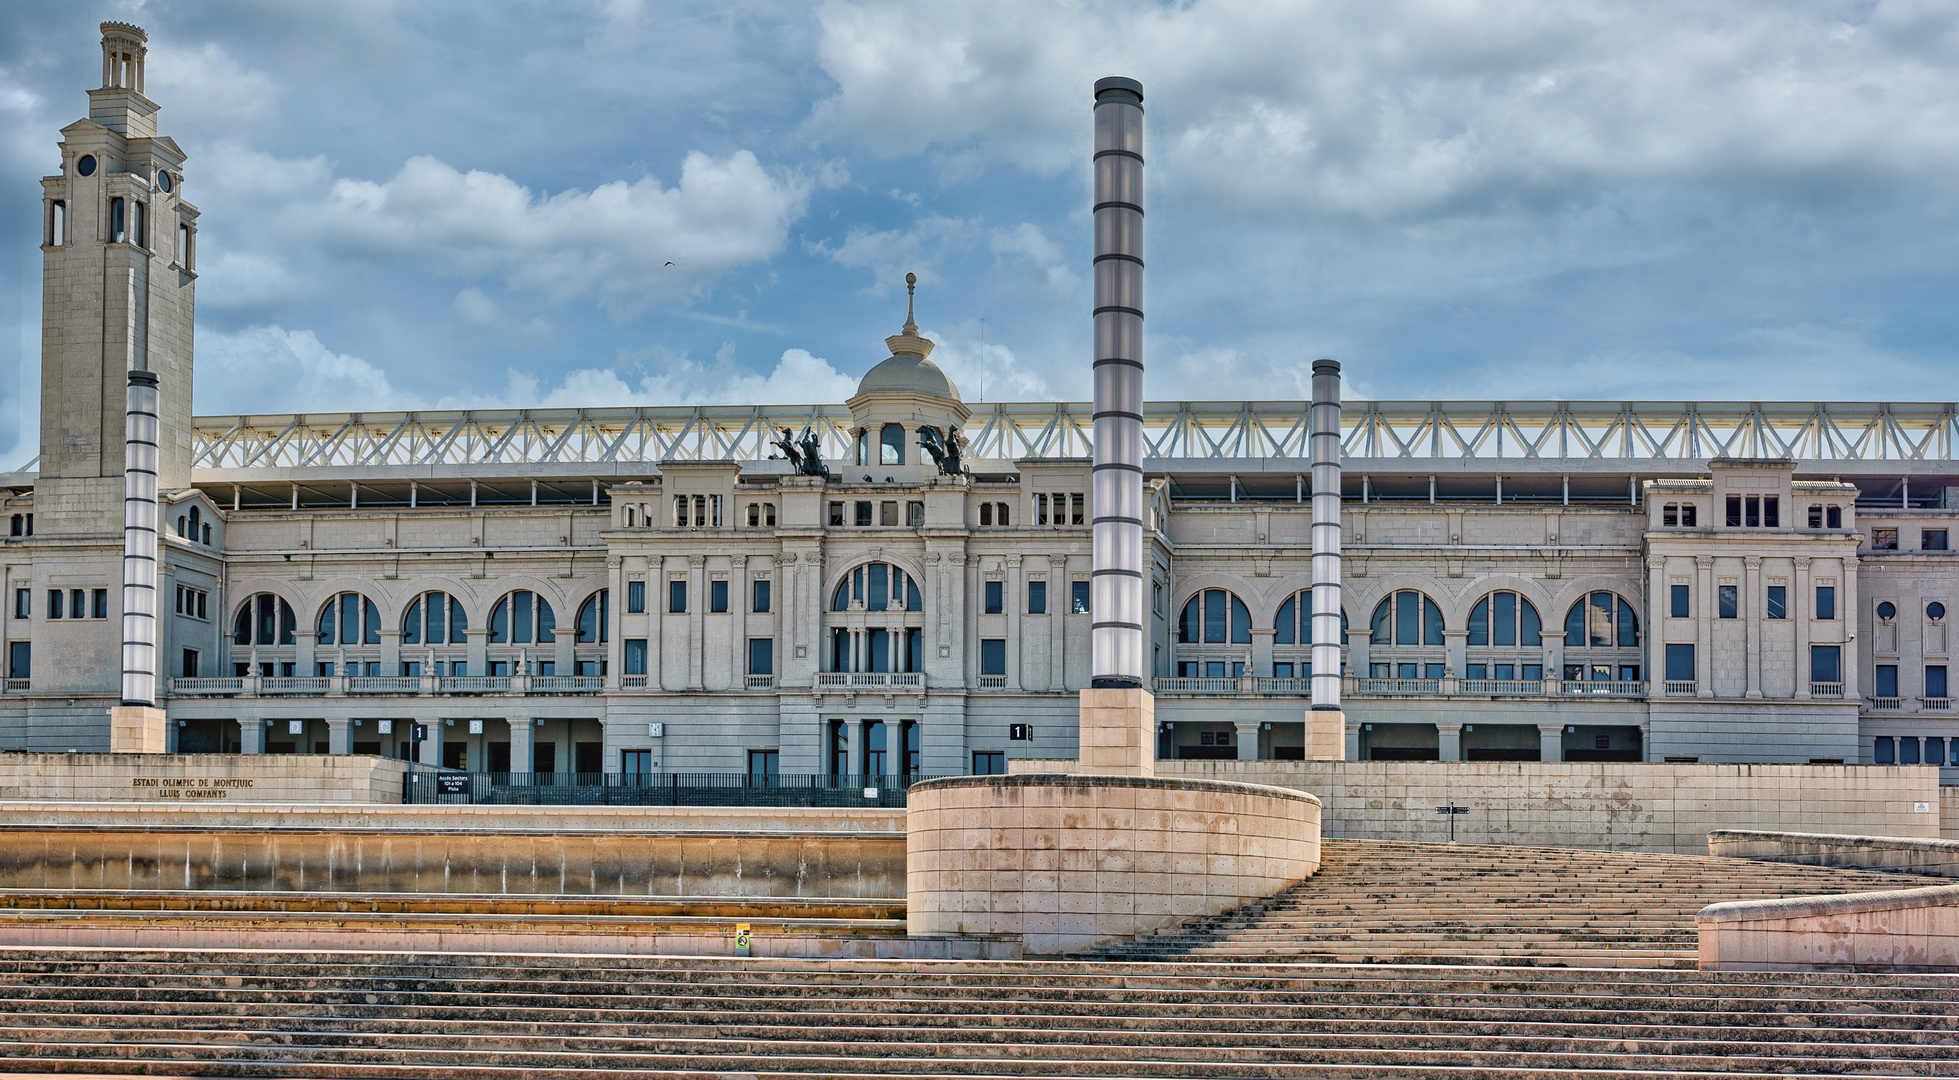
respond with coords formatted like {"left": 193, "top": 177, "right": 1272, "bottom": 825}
{"left": 1179, "top": 589, "right": 1252, "bottom": 644}
{"left": 489, "top": 590, "right": 556, "bottom": 644}
{"left": 176, "top": 515, "right": 187, "bottom": 538}
{"left": 832, "top": 563, "right": 923, "bottom": 613}
{"left": 317, "top": 593, "right": 381, "bottom": 646}
{"left": 402, "top": 591, "right": 467, "bottom": 645}
{"left": 1468, "top": 591, "right": 1542, "bottom": 647}
{"left": 1565, "top": 592, "right": 1639, "bottom": 648}
{"left": 1370, "top": 591, "right": 1444, "bottom": 646}
{"left": 232, "top": 594, "right": 296, "bottom": 646}
{"left": 576, "top": 590, "right": 610, "bottom": 644}
{"left": 880, "top": 423, "right": 905, "bottom": 466}
{"left": 189, "top": 507, "right": 201, "bottom": 538}
{"left": 1275, "top": 590, "right": 1349, "bottom": 645}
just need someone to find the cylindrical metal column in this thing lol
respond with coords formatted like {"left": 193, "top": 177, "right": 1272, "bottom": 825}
{"left": 1090, "top": 75, "right": 1146, "bottom": 687}
{"left": 1309, "top": 359, "right": 1343, "bottom": 712}
{"left": 122, "top": 369, "right": 160, "bottom": 706}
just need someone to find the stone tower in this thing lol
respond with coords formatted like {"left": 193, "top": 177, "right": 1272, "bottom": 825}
{"left": 28, "top": 22, "right": 196, "bottom": 721}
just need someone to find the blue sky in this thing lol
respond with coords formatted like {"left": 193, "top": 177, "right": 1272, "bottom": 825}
{"left": 5, "top": 0, "right": 1959, "bottom": 470}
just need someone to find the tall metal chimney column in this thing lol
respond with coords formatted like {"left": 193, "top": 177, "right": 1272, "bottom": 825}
{"left": 121, "top": 369, "right": 160, "bottom": 707}
{"left": 1308, "top": 359, "right": 1345, "bottom": 755}
{"left": 1090, "top": 76, "right": 1146, "bottom": 688}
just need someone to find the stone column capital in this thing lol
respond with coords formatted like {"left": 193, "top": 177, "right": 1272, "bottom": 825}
{"left": 688, "top": 554, "right": 706, "bottom": 568}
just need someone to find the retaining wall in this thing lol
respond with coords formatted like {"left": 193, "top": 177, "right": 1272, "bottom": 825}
{"left": 0, "top": 802, "right": 905, "bottom": 834}
{"left": 907, "top": 774, "right": 1320, "bottom": 955}
{"left": 1707, "top": 830, "right": 1959, "bottom": 878}
{"left": 1698, "top": 884, "right": 1959, "bottom": 972}
{"left": 0, "top": 824, "right": 905, "bottom": 899}
{"left": 0, "top": 753, "right": 406, "bottom": 803}
{"left": 1149, "top": 761, "right": 1941, "bottom": 854}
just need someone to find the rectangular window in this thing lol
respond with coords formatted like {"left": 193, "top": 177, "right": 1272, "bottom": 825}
{"left": 1745, "top": 496, "right": 1760, "bottom": 528}
{"left": 748, "top": 749, "right": 779, "bottom": 779}
{"left": 1718, "top": 585, "right": 1737, "bottom": 619}
{"left": 109, "top": 197, "right": 125, "bottom": 244}
{"left": 855, "top": 501, "right": 873, "bottom": 526}
{"left": 748, "top": 637, "right": 773, "bottom": 675}
{"left": 176, "top": 222, "right": 190, "bottom": 266}
{"left": 710, "top": 580, "right": 728, "bottom": 613}
{"left": 1664, "top": 643, "right": 1696, "bottom": 681}
{"left": 1027, "top": 580, "right": 1046, "bottom": 614}
{"left": 984, "top": 580, "right": 1003, "bottom": 614}
{"left": 1680, "top": 503, "right": 1697, "bottom": 526}
{"left": 134, "top": 201, "right": 148, "bottom": 248}
{"left": 1874, "top": 736, "right": 1895, "bottom": 765}
{"left": 1662, "top": 504, "right": 1678, "bottom": 526}
{"left": 1924, "top": 529, "right": 1950, "bottom": 551}
{"left": 1767, "top": 585, "right": 1786, "bottom": 619}
{"left": 1875, "top": 664, "right": 1898, "bottom": 697}
{"left": 1901, "top": 737, "right": 1922, "bottom": 765}
{"left": 49, "top": 200, "right": 66, "bottom": 246}
{"left": 624, "top": 639, "right": 648, "bottom": 676}
{"left": 1808, "top": 504, "right": 1824, "bottom": 528}
{"left": 1725, "top": 495, "right": 1742, "bottom": 527}
{"left": 668, "top": 581, "right": 686, "bottom": 613}
{"left": 1763, "top": 497, "right": 1779, "bottom": 527}
{"left": 880, "top": 501, "right": 898, "bottom": 526}
{"left": 907, "top": 501, "right": 924, "bottom": 527}
{"left": 92, "top": 588, "right": 108, "bottom": 619}
{"left": 625, "top": 580, "right": 645, "bottom": 613}
{"left": 12, "top": 589, "right": 28, "bottom": 619}
{"left": 980, "top": 638, "right": 1007, "bottom": 676}
{"left": 1871, "top": 527, "right": 1899, "bottom": 551}
{"left": 1670, "top": 584, "right": 1689, "bottom": 619}
{"left": 829, "top": 502, "right": 845, "bottom": 526}
{"left": 1816, "top": 585, "right": 1836, "bottom": 620}
{"left": 1035, "top": 494, "right": 1048, "bottom": 526}
{"left": 752, "top": 580, "right": 771, "bottom": 613}
{"left": 7, "top": 642, "right": 28, "bottom": 679}
{"left": 973, "top": 751, "right": 1006, "bottom": 776}
{"left": 1930, "top": 666, "right": 1949, "bottom": 699}
{"left": 1072, "top": 581, "right": 1090, "bottom": 615}
{"left": 1072, "top": 493, "right": 1085, "bottom": 525}
{"left": 1810, "top": 644, "right": 1842, "bottom": 684}
{"left": 46, "top": 590, "right": 62, "bottom": 620}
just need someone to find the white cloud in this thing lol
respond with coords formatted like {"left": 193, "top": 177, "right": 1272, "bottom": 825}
{"left": 194, "top": 144, "right": 810, "bottom": 313}
{"left": 439, "top": 346, "right": 861, "bottom": 411}
{"left": 453, "top": 287, "right": 499, "bottom": 327}
{"left": 910, "top": 322, "right": 1071, "bottom": 403}
{"left": 145, "top": 42, "right": 282, "bottom": 136}
{"left": 193, "top": 326, "right": 424, "bottom": 416}
{"left": 812, "top": 214, "right": 980, "bottom": 293}
{"left": 989, "top": 223, "right": 1078, "bottom": 294}
{"left": 810, "top": 0, "right": 1959, "bottom": 221}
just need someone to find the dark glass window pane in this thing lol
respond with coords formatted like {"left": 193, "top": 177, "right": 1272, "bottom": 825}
{"left": 980, "top": 638, "right": 1006, "bottom": 676}
{"left": 1875, "top": 665, "right": 1898, "bottom": 697}
{"left": 1027, "top": 580, "right": 1046, "bottom": 614}
{"left": 1396, "top": 591, "right": 1418, "bottom": 646}
{"left": 1816, "top": 586, "right": 1836, "bottom": 620}
{"left": 624, "top": 639, "right": 647, "bottom": 675}
{"left": 1718, "top": 585, "right": 1737, "bottom": 619}
{"left": 513, "top": 591, "right": 533, "bottom": 644}
{"left": 1591, "top": 592, "right": 1614, "bottom": 646}
{"left": 1494, "top": 592, "right": 1516, "bottom": 647}
{"left": 1810, "top": 644, "right": 1841, "bottom": 683}
{"left": 867, "top": 564, "right": 888, "bottom": 612}
{"left": 627, "top": 581, "right": 645, "bottom": 613}
{"left": 1929, "top": 666, "right": 1949, "bottom": 698}
{"left": 1072, "top": 581, "right": 1090, "bottom": 615}
{"left": 1767, "top": 586, "right": 1786, "bottom": 620}
{"left": 1231, "top": 597, "right": 1251, "bottom": 643}
{"left": 1874, "top": 736, "right": 1894, "bottom": 765}
{"left": 1671, "top": 585, "right": 1690, "bottom": 619}
{"left": 669, "top": 581, "right": 687, "bottom": 613}
{"left": 710, "top": 580, "right": 729, "bottom": 613}
{"left": 1205, "top": 590, "right": 1228, "bottom": 643}
{"left": 985, "top": 581, "right": 1003, "bottom": 615}
{"left": 1521, "top": 598, "right": 1542, "bottom": 646}
{"left": 1665, "top": 643, "right": 1695, "bottom": 681}
{"left": 1372, "top": 599, "right": 1392, "bottom": 645}
{"left": 753, "top": 580, "right": 771, "bottom": 612}
{"left": 1725, "top": 495, "right": 1741, "bottom": 527}
{"left": 1275, "top": 597, "right": 1295, "bottom": 645}
{"left": 1565, "top": 602, "right": 1584, "bottom": 647}
{"left": 1467, "top": 599, "right": 1488, "bottom": 646}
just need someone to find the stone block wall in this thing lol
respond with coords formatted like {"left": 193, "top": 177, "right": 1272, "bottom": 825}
{"left": 0, "top": 753, "right": 406, "bottom": 803}
{"left": 1699, "top": 884, "right": 1959, "bottom": 972}
{"left": 907, "top": 773, "right": 1319, "bottom": 955}
{"left": 1157, "top": 760, "right": 1941, "bottom": 854}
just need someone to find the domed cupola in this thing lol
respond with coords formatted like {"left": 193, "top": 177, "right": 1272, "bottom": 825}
{"left": 846, "top": 274, "right": 971, "bottom": 475}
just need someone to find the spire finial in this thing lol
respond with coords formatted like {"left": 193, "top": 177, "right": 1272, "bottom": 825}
{"left": 903, "top": 272, "right": 918, "bottom": 334}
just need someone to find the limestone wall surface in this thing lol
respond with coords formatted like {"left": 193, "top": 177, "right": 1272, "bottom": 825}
{"left": 907, "top": 774, "right": 1320, "bottom": 956}
{"left": 1153, "top": 760, "right": 1941, "bottom": 855}
{"left": 1698, "top": 884, "right": 1959, "bottom": 972}
{"left": 0, "top": 824, "right": 904, "bottom": 899}
{"left": 0, "top": 802, "right": 905, "bottom": 834}
{"left": 1707, "top": 830, "right": 1959, "bottom": 878}
{"left": 1946, "top": 787, "right": 1959, "bottom": 842}
{"left": 0, "top": 753, "right": 406, "bottom": 803}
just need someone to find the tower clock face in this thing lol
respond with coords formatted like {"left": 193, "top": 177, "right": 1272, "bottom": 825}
{"left": 76, "top": 154, "right": 96, "bottom": 176}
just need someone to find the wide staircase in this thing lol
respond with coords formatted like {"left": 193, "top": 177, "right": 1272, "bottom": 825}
{"left": 0, "top": 950, "right": 1956, "bottom": 1077}
{"left": 1090, "top": 838, "right": 1948, "bottom": 967}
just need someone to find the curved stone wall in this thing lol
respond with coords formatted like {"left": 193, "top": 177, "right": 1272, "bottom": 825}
{"left": 907, "top": 773, "right": 1321, "bottom": 955}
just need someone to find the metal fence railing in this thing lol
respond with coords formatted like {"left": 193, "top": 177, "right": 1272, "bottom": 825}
{"left": 401, "top": 766, "right": 948, "bottom": 807}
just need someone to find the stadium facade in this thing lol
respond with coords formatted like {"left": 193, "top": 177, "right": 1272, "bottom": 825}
{"left": 4, "top": 25, "right": 1957, "bottom": 781}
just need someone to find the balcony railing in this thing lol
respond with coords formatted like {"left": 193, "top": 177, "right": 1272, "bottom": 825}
{"left": 167, "top": 674, "right": 604, "bottom": 698}
{"left": 2, "top": 678, "right": 27, "bottom": 693}
{"left": 1662, "top": 680, "right": 1698, "bottom": 696}
{"left": 976, "top": 674, "right": 1008, "bottom": 689}
{"left": 1923, "top": 697, "right": 1953, "bottom": 712}
{"left": 814, "top": 672, "right": 925, "bottom": 690}
{"left": 1149, "top": 675, "right": 1650, "bottom": 700}
{"left": 1810, "top": 681, "right": 1845, "bottom": 699}
{"left": 620, "top": 675, "right": 648, "bottom": 689}
{"left": 743, "top": 674, "right": 777, "bottom": 690}
{"left": 1867, "top": 696, "right": 1904, "bottom": 711}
